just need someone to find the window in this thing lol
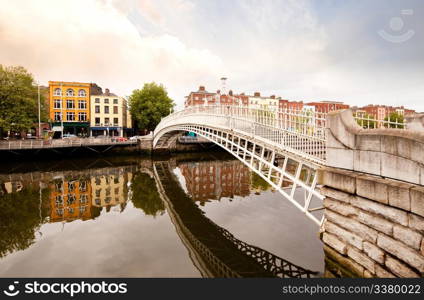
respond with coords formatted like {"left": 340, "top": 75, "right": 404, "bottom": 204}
{"left": 67, "top": 100, "right": 74, "bottom": 109}
{"left": 66, "top": 89, "right": 74, "bottom": 96}
{"left": 105, "top": 117, "right": 110, "bottom": 125}
{"left": 54, "top": 99, "right": 61, "bottom": 109}
{"left": 104, "top": 98, "right": 109, "bottom": 104}
{"left": 113, "top": 106, "right": 118, "bottom": 114}
{"left": 113, "top": 98, "right": 118, "bottom": 104}
{"left": 78, "top": 112, "right": 87, "bottom": 121}
{"left": 95, "top": 117, "right": 100, "bottom": 125}
{"left": 78, "top": 100, "right": 86, "bottom": 109}
{"left": 78, "top": 89, "right": 86, "bottom": 97}
{"left": 95, "top": 98, "right": 100, "bottom": 103}
{"left": 66, "top": 112, "right": 75, "bottom": 121}
{"left": 95, "top": 105, "right": 100, "bottom": 113}
{"left": 54, "top": 112, "right": 62, "bottom": 121}
{"left": 54, "top": 88, "right": 62, "bottom": 96}
{"left": 113, "top": 118, "right": 118, "bottom": 125}
{"left": 104, "top": 106, "right": 109, "bottom": 114}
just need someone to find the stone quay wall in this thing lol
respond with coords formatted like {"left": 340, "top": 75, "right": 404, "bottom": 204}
{"left": 319, "top": 109, "right": 424, "bottom": 278}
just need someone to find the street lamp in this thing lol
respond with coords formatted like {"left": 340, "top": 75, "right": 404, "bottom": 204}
{"left": 37, "top": 83, "right": 41, "bottom": 139}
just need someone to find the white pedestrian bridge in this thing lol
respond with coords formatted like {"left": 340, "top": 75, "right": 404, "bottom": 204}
{"left": 153, "top": 105, "right": 412, "bottom": 226}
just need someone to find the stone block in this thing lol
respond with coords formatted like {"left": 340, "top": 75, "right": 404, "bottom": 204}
{"left": 353, "top": 150, "right": 381, "bottom": 176}
{"left": 421, "top": 240, "right": 424, "bottom": 256}
{"left": 326, "top": 130, "right": 347, "bottom": 149}
{"left": 381, "top": 135, "right": 398, "bottom": 157}
{"left": 318, "top": 169, "right": 356, "bottom": 194}
{"left": 375, "top": 265, "right": 395, "bottom": 278}
{"left": 381, "top": 153, "right": 420, "bottom": 185}
{"left": 363, "top": 241, "right": 385, "bottom": 264}
{"left": 324, "top": 245, "right": 365, "bottom": 277}
{"left": 326, "top": 210, "right": 378, "bottom": 243}
{"left": 411, "top": 187, "right": 424, "bottom": 218}
{"left": 385, "top": 256, "right": 420, "bottom": 278}
{"left": 322, "top": 232, "right": 347, "bottom": 255}
{"left": 377, "top": 233, "right": 424, "bottom": 272}
{"left": 356, "top": 134, "right": 381, "bottom": 152}
{"left": 387, "top": 180, "right": 412, "bottom": 211}
{"left": 324, "top": 198, "right": 358, "bottom": 217}
{"left": 356, "top": 175, "right": 388, "bottom": 204}
{"left": 351, "top": 196, "right": 408, "bottom": 226}
{"left": 347, "top": 246, "right": 375, "bottom": 273}
{"left": 356, "top": 211, "right": 393, "bottom": 235}
{"left": 393, "top": 225, "right": 423, "bottom": 250}
{"left": 327, "top": 148, "right": 354, "bottom": 170}
{"left": 325, "top": 221, "right": 363, "bottom": 250}
{"left": 320, "top": 186, "right": 354, "bottom": 203}
{"left": 409, "top": 213, "right": 424, "bottom": 233}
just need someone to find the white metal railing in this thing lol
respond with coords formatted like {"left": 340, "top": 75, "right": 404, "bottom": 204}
{"left": 353, "top": 112, "right": 407, "bottom": 129}
{"left": 155, "top": 105, "right": 328, "bottom": 164}
{"left": 0, "top": 138, "right": 137, "bottom": 150}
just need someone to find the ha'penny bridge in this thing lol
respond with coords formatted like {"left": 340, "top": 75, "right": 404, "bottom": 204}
{"left": 154, "top": 105, "right": 424, "bottom": 277}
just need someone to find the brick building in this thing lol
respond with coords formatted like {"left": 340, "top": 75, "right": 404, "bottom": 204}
{"left": 305, "top": 101, "right": 349, "bottom": 113}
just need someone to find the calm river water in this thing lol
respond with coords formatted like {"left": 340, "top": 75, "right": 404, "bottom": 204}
{"left": 0, "top": 152, "right": 324, "bottom": 277}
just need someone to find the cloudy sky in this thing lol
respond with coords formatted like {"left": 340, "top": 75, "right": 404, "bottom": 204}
{"left": 0, "top": 0, "right": 423, "bottom": 110}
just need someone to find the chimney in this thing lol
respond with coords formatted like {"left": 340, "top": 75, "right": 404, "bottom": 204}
{"left": 229, "top": 90, "right": 233, "bottom": 96}
{"left": 199, "top": 86, "right": 205, "bottom": 92}
{"left": 216, "top": 89, "right": 221, "bottom": 94}
{"left": 254, "top": 92, "right": 260, "bottom": 97}
{"left": 105, "top": 88, "right": 110, "bottom": 95}
{"left": 270, "top": 95, "right": 275, "bottom": 99}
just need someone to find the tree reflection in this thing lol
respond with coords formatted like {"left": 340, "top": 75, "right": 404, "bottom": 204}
{"left": 130, "top": 173, "right": 165, "bottom": 217}
{"left": 0, "top": 184, "right": 49, "bottom": 258}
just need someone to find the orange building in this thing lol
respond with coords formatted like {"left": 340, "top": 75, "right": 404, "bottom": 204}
{"left": 48, "top": 81, "right": 102, "bottom": 137}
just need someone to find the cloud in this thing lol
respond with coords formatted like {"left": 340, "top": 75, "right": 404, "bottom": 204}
{"left": 0, "top": 0, "right": 225, "bottom": 107}
{"left": 0, "top": 0, "right": 423, "bottom": 110}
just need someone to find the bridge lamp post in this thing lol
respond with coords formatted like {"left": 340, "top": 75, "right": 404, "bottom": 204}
{"left": 37, "top": 83, "right": 41, "bottom": 139}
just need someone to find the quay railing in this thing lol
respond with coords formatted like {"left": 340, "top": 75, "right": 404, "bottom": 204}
{"left": 0, "top": 138, "right": 137, "bottom": 150}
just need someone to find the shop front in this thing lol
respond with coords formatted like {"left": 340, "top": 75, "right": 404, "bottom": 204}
{"left": 51, "top": 122, "right": 89, "bottom": 138}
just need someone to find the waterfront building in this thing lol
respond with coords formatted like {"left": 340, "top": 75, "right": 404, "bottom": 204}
{"left": 185, "top": 86, "right": 218, "bottom": 107}
{"left": 359, "top": 104, "right": 415, "bottom": 120}
{"left": 248, "top": 92, "right": 279, "bottom": 112}
{"left": 305, "top": 101, "right": 349, "bottom": 113}
{"left": 48, "top": 81, "right": 102, "bottom": 137}
{"left": 279, "top": 99, "right": 304, "bottom": 111}
{"left": 90, "top": 89, "right": 130, "bottom": 137}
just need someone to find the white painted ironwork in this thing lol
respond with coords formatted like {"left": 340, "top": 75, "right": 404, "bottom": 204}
{"left": 154, "top": 105, "right": 326, "bottom": 226}
{"left": 353, "top": 112, "right": 407, "bottom": 129}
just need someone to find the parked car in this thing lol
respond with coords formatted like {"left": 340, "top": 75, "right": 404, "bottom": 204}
{"left": 63, "top": 134, "right": 78, "bottom": 139}
{"left": 129, "top": 136, "right": 143, "bottom": 141}
{"left": 115, "top": 137, "right": 128, "bottom": 142}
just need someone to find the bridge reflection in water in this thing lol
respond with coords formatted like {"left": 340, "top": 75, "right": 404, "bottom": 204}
{"left": 0, "top": 154, "right": 319, "bottom": 277}
{"left": 151, "top": 160, "right": 317, "bottom": 278}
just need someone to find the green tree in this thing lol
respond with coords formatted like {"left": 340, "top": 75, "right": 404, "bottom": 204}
{"left": 384, "top": 112, "right": 405, "bottom": 129}
{"left": 354, "top": 112, "right": 377, "bottom": 129}
{"left": 0, "top": 65, "right": 45, "bottom": 134}
{"left": 129, "top": 82, "right": 175, "bottom": 132}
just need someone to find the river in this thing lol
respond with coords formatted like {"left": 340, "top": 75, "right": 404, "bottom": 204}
{"left": 0, "top": 152, "right": 324, "bottom": 277}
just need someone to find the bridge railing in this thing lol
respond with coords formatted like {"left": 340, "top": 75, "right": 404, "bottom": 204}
{"left": 157, "top": 105, "right": 328, "bottom": 164}
{"left": 353, "top": 112, "right": 407, "bottom": 129}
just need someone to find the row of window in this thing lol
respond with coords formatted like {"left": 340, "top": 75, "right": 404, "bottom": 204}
{"left": 54, "top": 99, "right": 87, "bottom": 109}
{"left": 94, "top": 105, "right": 119, "bottom": 114}
{"left": 54, "top": 88, "right": 87, "bottom": 97}
{"left": 94, "top": 117, "right": 119, "bottom": 126}
{"left": 54, "top": 112, "right": 87, "bottom": 121}
{"left": 94, "top": 98, "right": 119, "bottom": 104}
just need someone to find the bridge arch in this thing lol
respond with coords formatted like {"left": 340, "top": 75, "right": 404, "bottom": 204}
{"left": 153, "top": 106, "right": 326, "bottom": 225}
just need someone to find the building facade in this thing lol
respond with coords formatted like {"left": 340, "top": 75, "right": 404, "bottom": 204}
{"left": 305, "top": 101, "right": 349, "bottom": 113}
{"left": 248, "top": 92, "right": 279, "bottom": 112}
{"left": 49, "top": 81, "right": 102, "bottom": 137}
{"left": 89, "top": 89, "right": 130, "bottom": 137}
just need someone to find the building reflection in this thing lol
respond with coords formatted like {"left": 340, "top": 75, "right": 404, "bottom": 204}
{"left": 178, "top": 160, "right": 279, "bottom": 204}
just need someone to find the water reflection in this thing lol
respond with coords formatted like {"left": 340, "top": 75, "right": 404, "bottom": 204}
{"left": 0, "top": 153, "right": 322, "bottom": 277}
